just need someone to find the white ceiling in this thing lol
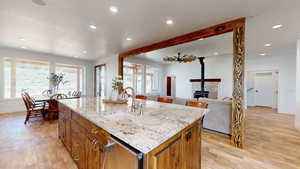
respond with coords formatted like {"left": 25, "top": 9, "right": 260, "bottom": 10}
{"left": 0, "top": 0, "right": 299, "bottom": 60}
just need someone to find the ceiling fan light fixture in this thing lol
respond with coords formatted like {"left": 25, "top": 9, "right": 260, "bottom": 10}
{"left": 163, "top": 52, "right": 197, "bottom": 63}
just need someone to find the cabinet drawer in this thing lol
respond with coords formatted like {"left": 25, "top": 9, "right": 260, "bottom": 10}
{"left": 72, "top": 112, "right": 108, "bottom": 141}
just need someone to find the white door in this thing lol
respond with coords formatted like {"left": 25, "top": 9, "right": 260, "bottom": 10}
{"left": 254, "top": 73, "right": 275, "bottom": 107}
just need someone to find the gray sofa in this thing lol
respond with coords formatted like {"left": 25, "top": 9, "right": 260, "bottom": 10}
{"left": 146, "top": 95, "right": 232, "bottom": 135}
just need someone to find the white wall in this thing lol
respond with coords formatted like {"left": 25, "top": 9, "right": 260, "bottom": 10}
{"left": 95, "top": 55, "right": 119, "bottom": 98}
{"left": 246, "top": 55, "right": 296, "bottom": 114}
{"left": 165, "top": 55, "right": 233, "bottom": 99}
{"left": 295, "top": 40, "right": 300, "bottom": 130}
{"left": 0, "top": 47, "right": 94, "bottom": 114}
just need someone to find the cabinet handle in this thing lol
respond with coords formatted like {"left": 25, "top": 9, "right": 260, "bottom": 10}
{"left": 91, "top": 129, "right": 99, "bottom": 134}
{"left": 74, "top": 156, "right": 80, "bottom": 161}
{"left": 185, "top": 131, "right": 192, "bottom": 141}
{"left": 91, "top": 138, "right": 99, "bottom": 151}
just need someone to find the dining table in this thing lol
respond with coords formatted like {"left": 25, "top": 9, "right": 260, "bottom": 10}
{"left": 33, "top": 95, "right": 79, "bottom": 120}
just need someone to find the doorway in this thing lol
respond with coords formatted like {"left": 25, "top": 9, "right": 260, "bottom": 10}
{"left": 247, "top": 71, "right": 278, "bottom": 109}
{"left": 94, "top": 64, "right": 106, "bottom": 97}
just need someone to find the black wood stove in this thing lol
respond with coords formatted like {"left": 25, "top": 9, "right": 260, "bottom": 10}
{"left": 193, "top": 57, "right": 209, "bottom": 99}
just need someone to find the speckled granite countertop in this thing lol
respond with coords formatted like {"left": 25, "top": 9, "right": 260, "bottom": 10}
{"left": 59, "top": 97, "right": 207, "bottom": 154}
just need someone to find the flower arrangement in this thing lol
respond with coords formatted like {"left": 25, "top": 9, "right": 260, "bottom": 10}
{"left": 112, "top": 76, "right": 123, "bottom": 90}
{"left": 49, "top": 73, "right": 68, "bottom": 93}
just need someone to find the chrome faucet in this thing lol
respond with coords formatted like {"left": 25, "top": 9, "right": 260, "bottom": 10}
{"left": 123, "top": 87, "right": 137, "bottom": 112}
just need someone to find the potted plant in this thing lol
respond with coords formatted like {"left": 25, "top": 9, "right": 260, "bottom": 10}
{"left": 49, "top": 73, "right": 68, "bottom": 94}
{"left": 111, "top": 76, "right": 123, "bottom": 101}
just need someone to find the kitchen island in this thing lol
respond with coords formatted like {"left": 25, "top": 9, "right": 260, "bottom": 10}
{"left": 58, "top": 97, "right": 207, "bottom": 169}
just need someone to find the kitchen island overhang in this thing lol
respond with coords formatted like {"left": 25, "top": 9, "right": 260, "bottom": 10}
{"left": 58, "top": 97, "right": 207, "bottom": 169}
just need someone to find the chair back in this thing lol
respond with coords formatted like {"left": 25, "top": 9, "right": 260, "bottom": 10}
{"left": 21, "top": 93, "right": 31, "bottom": 111}
{"left": 185, "top": 101, "right": 208, "bottom": 108}
{"left": 136, "top": 95, "right": 147, "bottom": 100}
{"left": 71, "top": 91, "right": 82, "bottom": 98}
{"left": 51, "top": 94, "right": 68, "bottom": 100}
{"left": 23, "top": 92, "right": 36, "bottom": 108}
{"left": 42, "top": 90, "right": 52, "bottom": 96}
{"left": 157, "top": 97, "right": 173, "bottom": 103}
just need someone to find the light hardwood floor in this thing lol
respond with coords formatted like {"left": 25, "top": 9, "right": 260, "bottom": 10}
{"left": 0, "top": 107, "right": 299, "bottom": 169}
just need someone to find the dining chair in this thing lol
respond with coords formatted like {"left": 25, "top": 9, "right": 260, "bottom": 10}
{"left": 185, "top": 101, "right": 208, "bottom": 108}
{"left": 157, "top": 97, "right": 173, "bottom": 103}
{"left": 136, "top": 95, "right": 147, "bottom": 100}
{"left": 21, "top": 93, "right": 47, "bottom": 124}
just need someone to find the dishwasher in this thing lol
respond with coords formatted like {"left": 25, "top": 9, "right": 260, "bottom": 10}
{"left": 101, "top": 135, "right": 144, "bottom": 169}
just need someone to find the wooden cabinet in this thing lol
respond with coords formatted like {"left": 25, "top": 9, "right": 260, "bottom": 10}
{"left": 152, "top": 137, "right": 182, "bottom": 169}
{"left": 71, "top": 120, "right": 87, "bottom": 169}
{"left": 58, "top": 105, "right": 71, "bottom": 152}
{"left": 85, "top": 134, "right": 103, "bottom": 169}
{"left": 59, "top": 103, "right": 108, "bottom": 169}
{"left": 182, "top": 125, "right": 201, "bottom": 169}
{"left": 146, "top": 121, "right": 201, "bottom": 169}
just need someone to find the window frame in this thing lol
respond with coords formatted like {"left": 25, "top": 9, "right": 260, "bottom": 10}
{"left": 55, "top": 63, "right": 84, "bottom": 94}
{"left": 3, "top": 58, "right": 50, "bottom": 98}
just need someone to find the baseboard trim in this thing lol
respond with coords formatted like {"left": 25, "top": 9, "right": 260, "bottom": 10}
{"left": 203, "top": 128, "right": 231, "bottom": 136}
{"left": 0, "top": 111, "right": 25, "bottom": 116}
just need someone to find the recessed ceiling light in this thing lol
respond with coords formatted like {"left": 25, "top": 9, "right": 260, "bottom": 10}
{"left": 199, "top": 38, "right": 204, "bottom": 41}
{"left": 126, "top": 38, "right": 132, "bottom": 41}
{"left": 83, "top": 51, "right": 87, "bottom": 54}
{"left": 21, "top": 46, "right": 27, "bottom": 49}
{"left": 260, "top": 53, "right": 266, "bottom": 56}
{"left": 32, "top": 0, "right": 47, "bottom": 6}
{"left": 20, "top": 38, "right": 25, "bottom": 41}
{"left": 272, "top": 24, "right": 283, "bottom": 29}
{"left": 89, "top": 25, "right": 97, "bottom": 30}
{"left": 264, "top": 43, "right": 272, "bottom": 47}
{"left": 166, "top": 19, "right": 174, "bottom": 25}
{"left": 214, "top": 52, "right": 219, "bottom": 55}
{"left": 110, "top": 6, "right": 119, "bottom": 13}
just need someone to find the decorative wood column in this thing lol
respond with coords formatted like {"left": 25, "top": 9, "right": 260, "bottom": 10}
{"left": 231, "top": 21, "right": 246, "bottom": 148}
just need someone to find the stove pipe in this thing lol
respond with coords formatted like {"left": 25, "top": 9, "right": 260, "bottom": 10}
{"left": 198, "top": 57, "right": 205, "bottom": 92}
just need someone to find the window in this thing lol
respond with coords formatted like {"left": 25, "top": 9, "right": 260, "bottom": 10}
{"left": 123, "top": 62, "right": 143, "bottom": 94}
{"left": 123, "top": 62, "right": 162, "bottom": 95}
{"left": 55, "top": 64, "right": 83, "bottom": 94}
{"left": 4, "top": 58, "right": 50, "bottom": 98}
{"left": 95, "top": 65, "right": 106, "bottom": 97}
{"left": 146, "top": 66, "right": 155, "bottom": 94}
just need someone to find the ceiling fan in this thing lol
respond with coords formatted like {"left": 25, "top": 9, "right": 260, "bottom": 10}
{"left": 32, "top": 0, "right": 47, "bottom": 6}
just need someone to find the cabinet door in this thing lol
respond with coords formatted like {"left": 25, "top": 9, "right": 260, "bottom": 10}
{"left": 58, "top": 117, "right": 66, "bottom": 143}
{"left": 182, "top": 125, "right": 201, "bottom": 169}
{"left": 65, "top": 118, "right": 72, "bottom": 152}
{"left": 71, "top": 122, "right": 86, "bottom": 169}
{"left": 85, "top": 135, "right": 103, "bottom": 169}
{"left": 153, "top": 137, "right": 182, "bottom": 169}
